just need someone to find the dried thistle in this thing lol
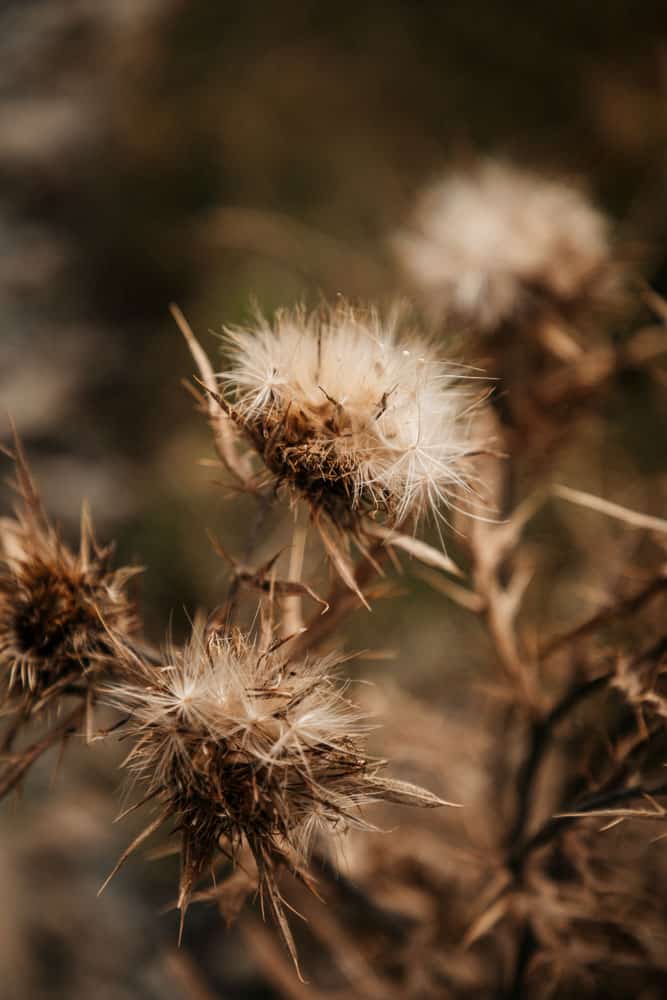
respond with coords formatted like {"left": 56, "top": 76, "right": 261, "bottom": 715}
{"left": 0, "top": 436, "right": 139, "bottom": 744}
{"left": 104, "top": 620, "right": 450, "bottom": 968}
{"left": 219, "top": 304, "right": 482, "bottom": 528}
{"left": 395, "top": 160, "right": 620, "bottom": 334}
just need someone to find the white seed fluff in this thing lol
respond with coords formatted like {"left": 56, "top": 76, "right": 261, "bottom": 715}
{"left": 219, "top": 305, "right": 480, "bottom": 526}
{"left": 395, "top": 160, "right": 612, "bottom": 331}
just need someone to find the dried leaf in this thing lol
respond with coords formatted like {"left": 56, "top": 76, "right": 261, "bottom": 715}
{"left": 171, "top": 303, "right": 254, "bottom": 487}
{"left": 212, "top": 540, "right": 329, "bottom": 613}
{"left": 369, "top": 775, "right": 461, "bottom": 809}
{"left": 98, "top": 808, "right": 170, "bottom": 896}
{"left": 366, "top": 523, "right": 463, "bottom": 577}
{"left": 317, "top": 516, "right": 370, "bottom": 609}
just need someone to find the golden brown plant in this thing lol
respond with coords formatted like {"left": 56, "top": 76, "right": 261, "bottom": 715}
{"left": 0, "top": 435, "right": 140, "bottom": 793}
{"left": 220, "top": 304, "right": 482, "bottom": 525}
{"left": 175, "top": 301, "right": 487, "bottom": 602}
{"left": 103, "top": 618, "right": 449, "bottom": 971}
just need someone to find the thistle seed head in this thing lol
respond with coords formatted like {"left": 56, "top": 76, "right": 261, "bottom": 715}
{"left": 107, "top": 621, "right": 448, "bottom": 959}
{"left": 219, "top": 303, "right": 481, "bottom": 528}
{"left": 0, "top": 439, "right": 138, "bottom": 713}
{"left": 395, "top": 160, "right": 616, "bottom": 333}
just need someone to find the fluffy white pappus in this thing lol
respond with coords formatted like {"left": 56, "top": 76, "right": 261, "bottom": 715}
{"left": 219, "top": 304, "right": 482, "bottom": 527}
{"left": 112, "top": 625, "right": 370, "bottom": 796}
{"left": 105, "top": 622, "right": 449, "bottom": 965}
{"left": 395, "top": 160, "right": 613, "bottom": 332}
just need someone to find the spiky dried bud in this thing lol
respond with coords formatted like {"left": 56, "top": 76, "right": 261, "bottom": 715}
{"left": 106, "top": 622, "right": 448, "bottom": 965}
{"left": 395, "top": 160, "right": 618, "bottom": 334}
{"left": 219, "top": 303, "right": 482, "bottom": 530}
{"left": 0, "top": 438, "right": 139, "bottom": 722}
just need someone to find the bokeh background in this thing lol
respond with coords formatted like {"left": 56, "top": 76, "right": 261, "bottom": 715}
{"left": 1, "top": 2, "right": 667, "bottom": 997}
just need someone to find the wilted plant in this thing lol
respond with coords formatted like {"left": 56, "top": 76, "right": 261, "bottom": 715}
{"left": 0, "top": 435, "right": 140, "bottom": 794}
{"left": 0, "top": 298, "right": 467, "bottom": 970}
{"left": 220, "top": 303, "right": 481, "bottom": 525}
{"left": 102, "top": 618, "right": 448, "bottom": 970}
{"left": 1, "top": 153, "right": 666, "bottom": 999}
{"left": 176, "top": 301, "right": 488, "bottom": 599}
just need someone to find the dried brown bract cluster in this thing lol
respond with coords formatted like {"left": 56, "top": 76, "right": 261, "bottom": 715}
{"left": 0, "top": 438, "right": 139, "bottom": 752}
{"left": 105, "top": 620, "right": 447, "bottom": 967}
{"left": 395, "top": 159, "right": 623, "bottom": 336}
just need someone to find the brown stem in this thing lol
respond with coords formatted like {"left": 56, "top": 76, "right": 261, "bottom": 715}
{"left": 508, "top": 779, "right": 667, "bottom": 876}
{"left": 291, "top": 543, "right": 387, "bottom": 656}
{"left": 505, "top": 672, "right": 612, "bottom": 850}
{"left": 539, "top": 575, "right": 667, "bottom": 660}
{"left": 0, "top": 703, "right": 85, "bottom": 801}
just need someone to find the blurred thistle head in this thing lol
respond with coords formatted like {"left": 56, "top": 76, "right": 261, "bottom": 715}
{"left": 218, "top": 302, "right": 483, "bottom": 531}
{"left": 0, "top": 435, "right": 139, "bottom": 716}
{"left": 105, "top": 619, "right": 448, "bottom": 966}
{"left": 394, "top": 160, "right": 620, "bottom": 334}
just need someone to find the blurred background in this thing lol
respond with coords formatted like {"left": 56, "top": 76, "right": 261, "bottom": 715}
{"left": 1, "top": 1, "right": 667, "bottom": 997}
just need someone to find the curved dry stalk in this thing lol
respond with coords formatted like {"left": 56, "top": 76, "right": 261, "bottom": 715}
{"left": 0, "top": 702, "right": 85, "bottom": 800}
{"left": 171, "top": 303, "right": 255, "bottom": 489}
{"left": 505, "top": 673, "right": 613, "bottom": 849}
{"left": 553, "top": 485, "right": 667, "bottom": 535}
{"left": 291, "top": 544, "right": 389, "bottom": 657}
{"left": 539, "top": 572, "right": 667, "bottom": 660}
{"left": 509, "top": 781, "right": 667, "bottom": 875}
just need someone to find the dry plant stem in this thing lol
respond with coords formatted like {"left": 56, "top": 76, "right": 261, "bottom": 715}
{"left": 0, "top": 702, "right": 85, "bottom": 799}
{"left": 292, "top": 543, "right": 387, "bottom": 657}
{"left": 486, "top": 478, "right": 665, "bottom": 993}
{"left": 241, "top": 917, "right": 328, "bottom": 1000}
{"left": 505, "top": 673, "right": 613, "bottom": 850}
{"left": 171, "top": 303, "right": 255, "bottom": 489}
{"left": 552, "top": 484, "right": 667, "bottom": 534}
{"left": 1, "top": 705, "right": 28, "bottom": 753}
{"left": 296, "top": 890, "right": 405, "bottom": 1000}
{"left": 510, "top": 779, "right": 667, "bottom": 874}
{"left": 313, "top": 851, "right": 416, "bottom": 939}
{"left": 221, "top": 489, "right": 274, "bottom": 627}
{"left": 282, "top": 517, "right": 308, "bottom": 636}
{"left": 468, "top": 447, "right": 540, "bottom": 708}
{"left": 483, "top": 595, "right": 535, "bottom": 706}
{"left": 505, "top": 922, "right": 538, "bottom": 1000}
{"left": 503, "top": 640, "right": 663, "bottom": 991}
{"left": 539, "top": 572, "right": 667, "bottom": 660}
{"left": 162, "top": 949, "right": 220, "bottom": 1000}
{"left": 501, "top": 772, "right": 667, "bottom": 997}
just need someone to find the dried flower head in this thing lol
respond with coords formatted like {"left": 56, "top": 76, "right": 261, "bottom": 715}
{"left": 0, "top": 437, "right": 139, "bottom": 725}
{"left": 105, "top": 621, "right": 448, "bottom": 967}
{"left": 395, "top": 160, "right": 617, "bottom": 333}
{"left": 219, "top": 303, "right": 481, "bottom": 529}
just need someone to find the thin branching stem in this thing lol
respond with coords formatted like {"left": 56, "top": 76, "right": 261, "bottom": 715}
{"left": 506, "top": 673, "right": 612, "bottom": 849}
{"left": 539, "top": 574, "right": 667, "bottom": 660}
{"left": 509, "top": 779, "right": 667, "bottom": 875}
